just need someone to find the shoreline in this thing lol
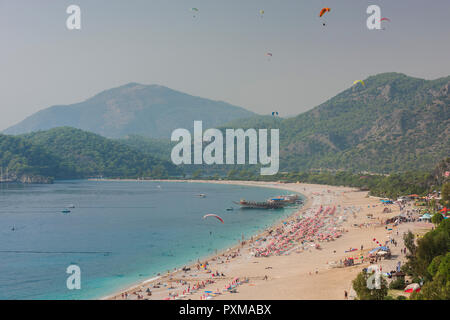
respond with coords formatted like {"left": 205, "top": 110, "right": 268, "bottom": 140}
{"left": 100, "top": 179, "right": 311, "bottom": 300}
{"left": 101, "top": 179, "right": 432, "bottom": 300}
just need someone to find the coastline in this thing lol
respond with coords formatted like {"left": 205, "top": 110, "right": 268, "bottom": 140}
{"left": 100, "top": 179, "right": 432, "bottom": 300}
{"left": 100, "top": 179, "right": 309, "bottom": 300}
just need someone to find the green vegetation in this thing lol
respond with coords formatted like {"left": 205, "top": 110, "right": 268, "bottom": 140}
{"left": 5, "top": 73, "right": 448, "bottom": 175}
{"left": 352, "top": 270, "right": 389, "bottom": 300}
{"left": 402, "top": 219, "right": 450, "bottom": 300}
{"left": 22, "top": 127, "right": 181, "bottom": 179}
{"left": 351, "top": 197, "right": 449, "bottom": 300}
{"left": 432, "top": 212, "right": 445, "bottom": 225}
{"left": 223, "top": 73, "right": 450, "bottom": 173}
{"left": 441, "top": 183, "right": 450, "bottom": 208}
{"left": 0, "top": 134, "right": 68, "bottom": 182}
{"left": 1, "top": 127, "right": 181, "bottom": 183}
{"left": 119, "top": 135, "right": 174, "bottom": 161}
{"left": 389, "top": 277, "right": 406, "bottom": 290}
{"left": 198, "top": 157, "right": 449, "bottom": 200}
{"left": 2, "top": 73, "right": 448, "bottom": 186}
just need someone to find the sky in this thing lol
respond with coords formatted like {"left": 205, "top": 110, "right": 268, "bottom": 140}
{"left": 1, "top": 0, "right": 449, "bottom": 130}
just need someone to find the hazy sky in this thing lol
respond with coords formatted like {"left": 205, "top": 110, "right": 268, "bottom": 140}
{"left": 1, "top": 0, "right": 449, "bottom": 130}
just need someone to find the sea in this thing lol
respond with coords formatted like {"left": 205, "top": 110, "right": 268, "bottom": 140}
{"left": 0, "top": 180, "right": 303, "bottom": 299}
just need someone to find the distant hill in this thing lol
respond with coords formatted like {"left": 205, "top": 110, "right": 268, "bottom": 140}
{"left": 21, "top": 127, "right": 180, "bottom": 179}
{"left": 4, "top": 73, "right": 448, "bottom": 181}
{"left": 0, "top": 127, "right": 180, "bottom": 183}
{"left": 0, "top": 134, "right": 71, "bottom": 183}
{"left": 5, "top": 83, "right": 255, "bottom": 139}
{"left": 119, "top": 135, "right": 174, "bottom": 161}
{"left": 224, "top": 73, "right": 450, "bottom": 173}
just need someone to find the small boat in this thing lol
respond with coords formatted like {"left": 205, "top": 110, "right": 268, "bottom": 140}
{"left": 226, "top": 208, "right": 234, "bottom": 211}
{"left": 61, "top": 209, "right": 71, "bottom": 214}
{"left": 68, "top": 204, "right": 75, "bottom": 208}
{"left": 197, "top": 194, "right": 206, "bottom": 198}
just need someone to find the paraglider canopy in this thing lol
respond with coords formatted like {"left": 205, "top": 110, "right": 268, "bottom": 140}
{"left": 353, "top": 80, "right": 365, "bottom": 86}
{"left": 380, "top": 17, "right": 390, "bottom": 22}
{"left": 319, "top": 8, "right": 331, "bottom": 17}
{"left": 203, "top": 214, "right": 224, "bottom": 224}
{"left": 190, "top": 8, "right": 199, "bottom": 17}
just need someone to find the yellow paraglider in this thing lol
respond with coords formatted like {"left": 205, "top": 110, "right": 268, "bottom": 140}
{"left": 353, "top": 80, "right": 365, "bottom": 87}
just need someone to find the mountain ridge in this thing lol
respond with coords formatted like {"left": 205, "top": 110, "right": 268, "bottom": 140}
{"left": 4, "top": 83, "right": 256, "bottom": 139}
{"left": 3, "top": 72, "right": 449, "bottom": 175}
{"left": 222, "top": 72, "right": 450, "bottom": 173}
{"left": 0, "top": 127, "right": 180, "bottom": 183}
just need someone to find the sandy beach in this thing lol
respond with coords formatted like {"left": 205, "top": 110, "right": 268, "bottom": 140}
{"left": 103, "top": 180, "right": 432, "bottom": 300}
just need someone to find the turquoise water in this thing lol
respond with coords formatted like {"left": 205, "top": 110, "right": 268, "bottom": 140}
{"left": 0, "top": 180, "right": 302, "bottom": 300}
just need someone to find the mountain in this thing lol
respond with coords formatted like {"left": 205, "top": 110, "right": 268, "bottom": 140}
{"left": 4, "top": 83, "right": 255, "bottom": 139}
{"left": 224, "top": 73, "right": 450, "bottom": 173}
{"left": 0, "top": 134, "right": 71, "bottom": 183}
{"left": 21, "top": 127, "right": 180, "bottom": 179}
{"left": 0, "top": 127, "right": 180, "bottom": 183}
{"left": 118, "top": 135, "right": 174, "bottom": 161}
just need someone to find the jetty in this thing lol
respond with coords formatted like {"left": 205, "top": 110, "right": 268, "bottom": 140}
{"left": 234, "top": 199, "right": 285, "bottom": 209}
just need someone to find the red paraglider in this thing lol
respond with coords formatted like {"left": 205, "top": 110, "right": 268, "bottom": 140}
{"left": 319, "top": 8, "right": 331, "bottom": 17}
{"left": 203, "top": 214, "right": 224, "bottom": 224}
{"left": 380, "top": 17, "right": 390, "bottom": 22}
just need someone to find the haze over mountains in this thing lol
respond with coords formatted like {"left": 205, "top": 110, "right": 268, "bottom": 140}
{"left": 223, "top": 73, "right": 450, "bottom": 173}
{"left": 2, "top": 72, "right": 449, "bottom": 180}
{"left": 4, "top": 83, "right": 255, "bottom": 139}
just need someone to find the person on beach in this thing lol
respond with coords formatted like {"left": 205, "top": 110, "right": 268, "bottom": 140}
{"left": 344, "top": 290, "right": 348, "bottom": 300}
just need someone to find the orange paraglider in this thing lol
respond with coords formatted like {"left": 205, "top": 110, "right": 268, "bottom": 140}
{"left": 319, "top": 8, "right": 330, "bottom": 17}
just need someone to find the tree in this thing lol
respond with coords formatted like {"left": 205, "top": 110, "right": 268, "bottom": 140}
{"left": 403, "top": 219, "right": 450, "bottom": 299}
{"left": 227, "top": 169, "right": 238, "bottom": 180}
{"left": 352, "top": 271, "right": 388, "bottom": 300}
{"left": 432, "top": 213, "right": 444, "bottom": 225}
{"left": 403, "top": 231, "right": 417, "bottom": 256}
{"left": 441, "top": 183, "right": 450, "bottom": 207}
{"left": 192, "top": 169, "right": 202, "bottom": 179}
{"left": 411, "top": 252, "right": 450, "bottom": 300}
